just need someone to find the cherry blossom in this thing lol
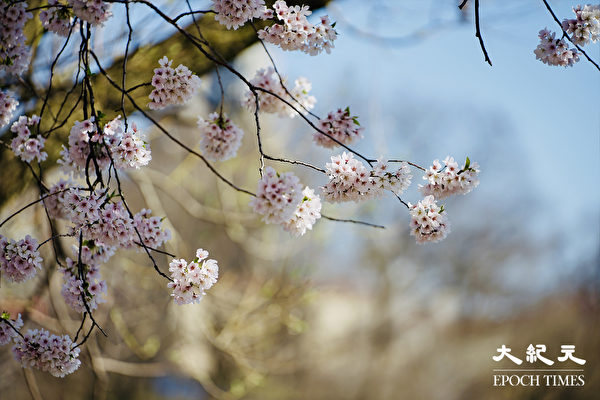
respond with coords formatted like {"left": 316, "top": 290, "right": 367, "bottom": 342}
{"left": 131, "top": 209, "right": 171, "bottom": 249}
{"left": 0, "top": 235, "right": 43, "bottom": 283}
{"left": 84, "top": 200, "right": 135, "bottom": 248}
{"left": 0, "top": 313, "right": 23, "bottom": 345}
{"left": 314, "top": 107, "right": 363, "bottom": 148}
{"left": 419, "top": 156, "right": 480, "bottom": 199}
{"left": 212, "top": 0, "right": 270, "bottom": 30}
{"left": 43, "top": 179, "right": 74, "bottom": 220}
{"left": 67, "top": 0, "right": 112, "bottom": 26}
{"left": 562, "top": 4, "right": 600, "bottom": 46}
{"left": 243, "top": 67, "right": 316, "bottom": 118}
{"left": 322, "top": 152, "right": 379, "bottom": 203}
{"left": 60, "top": 116, "right": 151, "bottom": 175}
{"left": 0, "top": 90, "right": 18, "bottom": 129}
{"left": 79, "top": 241, "right": 116, "bottom": 265}
{"left": 258, "top": 1, "right": 337, "bottom": 55}
{"left": 168, "top": 249, "right": 219, "bottom": 305}
{"left": 12, "top": 328, "right": 81, "bottom": 378}
{"left": 408, "top": 195, "right": 450, "bottom": 244}
{"left": 61, "top": 187, "right": 170, "bottom": 251}
{"left": 62, "top": 188, "right": 104, "bottom": 233}
{"left": 60, "top": 255, "right": 106, "bottom": 313}
{"left": 197, "top": 112, "right": 244, "bottom": 161}
{"left": 40, "top": 0, "right": 76, "bottom": 36}
{"left": 10, "top": 115, "right": 47, "bottom": 164}
{"left": 59, "top": 118, "right": 111, "bottom": 175}
{"left": 372, "top": 159, "right": 412, "bottom": 195}
{"left": 282, "top": 186, "right": 322, "bottom": 236}
{"left": 250, "top": 166, "right": 303, "bottom": 225}
{"left": 148, "top": 57, "right": 201, "bottom": 110}
{"left": 111, "top": 121, "right": 152, "bottom": 169}
{"left": 0, "top": 1, "right": 32, "bottom": 75}
{"left": 534, "top": 28, "right": 579, "bottom": 67}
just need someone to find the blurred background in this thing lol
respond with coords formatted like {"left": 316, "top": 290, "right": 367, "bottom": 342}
{"left": 0, "top": 0, "right": 598, "bottom": 399}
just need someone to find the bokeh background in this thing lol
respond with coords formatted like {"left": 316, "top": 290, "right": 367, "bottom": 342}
{"left": 0, "top": 0, "right": 598, "bottom": 399}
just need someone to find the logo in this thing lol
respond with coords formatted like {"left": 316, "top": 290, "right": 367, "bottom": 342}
{"left": 492, "top": 344, "right": 586, "bottom": 387}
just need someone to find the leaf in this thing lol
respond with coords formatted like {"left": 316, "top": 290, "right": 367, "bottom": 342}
{"left": 464, "top": 156, "right": 470, "bottom": 170}
{"left": 1, "top": 311, "right": 10, "bottom": 320}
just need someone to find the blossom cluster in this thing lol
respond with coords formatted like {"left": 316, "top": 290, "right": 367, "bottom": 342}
{"left": 0, "top": 1, "right": 32, "bottom": 75}
{"left": 243, "top": 67, "right": 316, "bottom": 118}
{"left": 197, "top": 112, "right": 244, "bottom": 161}
{"left": 282, "top": 186, "right": 322, "bottom": 236}
{"left": 60, "top": 254, "right": 107, "bottom": 313}
{"left": 0, "top": 235, "right": 43, "bottom": 283}
{"left": 148, "top": 57, "right": 201, "bottom": 110}
{"left": 372, "top": 159, "right": 412, "bottom": 195}
{"left": 534, "top": 28, "right": 579, "bottom": 67}
{"left": 10, "top": 115, "right": 48, "bottom": 164}
{"left": 409, "top": 195, "right": 450, "bottom": 244}
{"left": 61, "top": 188, "right": 104, "bottom": 231}
{"left": 133, "top": 209, "right": 172, "bottom": 249}
{"left": 110, "top": 121, "right": 152, "bottom": 169}
{"left": 250, "top": 167, "right": 322, "bottom": 235}
{"left": 168, "top": 249, "right": 219, "bottom": 305}
{"left": 212, "top": 0, "right": 270, "bottom": 30}
{"left": 67, "top": 0, "right": 112, "bottom": 26}
{"left": 0, "top": 90, "right": 18, "bottom": 129}
{"left": 59, "top": 116, "right": 151, "bottom": 175}
{"left": 80, "top": 240, "right": 116, "bottom": 265}
{"left": 250, "top": 166, "right": 303, "bottom": 225}
{"left": 322, "top": 154, "right": 413, "bottom": 203}
{"left": 0, "top": 314, "right": 23, "bottom": 345}
{"left": 12, "top": 328, "right": 81, "bottom": 377}
{"left": 562, "top": 4, "right": 600, "bottom": 46}
{"left": 43, "top": 179, "right": 73, "bottom": 220}
{"left": 314, "top": 107, "right": 363, "bottom": 148}
{"left": 51, "top": 188, "right": 169, "bottom": 310}
{"left": 321, "top": 152, "right": 376, "bottom": 202}
{"left": 59, "top": 188, "right": 170, "bottom": 252}
{"left": 59, "top": 118, "right": 111, "bottom": 174}
{"left": 88, "top": 200, "right": 136, "bottom": 248}
{"left": 419, "top": 156, "right": 480, "bottom": 200}
{"left": 64, "top": 190, "right": 134, "bottom": 248}
{"left": 257, "top": 1, "right": 337, "bottom": 55}
{"left": 40, "top": 0, "right": 76, "bottom": 36}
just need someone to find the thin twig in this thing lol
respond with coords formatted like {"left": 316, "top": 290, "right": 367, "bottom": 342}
{"left": 322, "top": 214, "right": 385, "bottom": 229}
{"left": 263, "top": 154, "right": 326, "bottom": 173}
{"left": 0, "top": 188, "right": 72, "bottom": 228}
{"left": 474, "top": 0, "right": 492, "bottom": 66}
